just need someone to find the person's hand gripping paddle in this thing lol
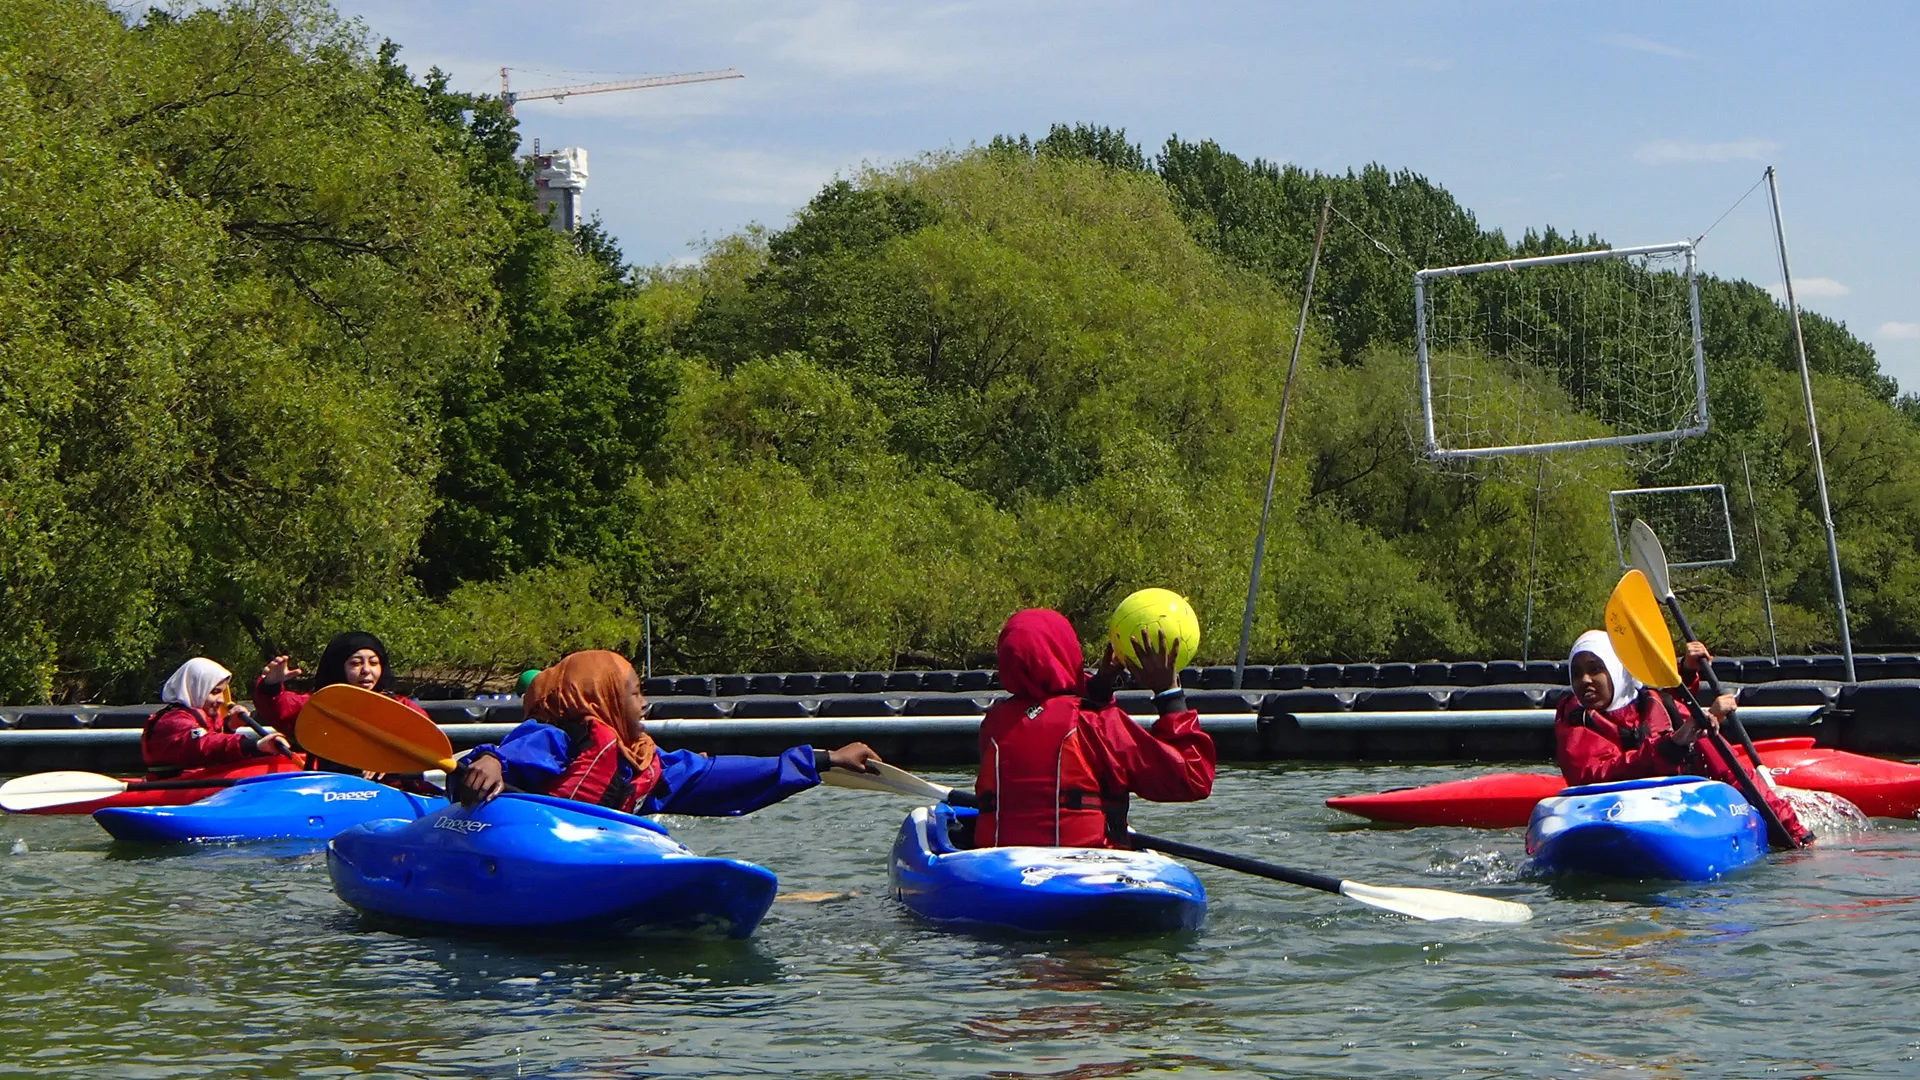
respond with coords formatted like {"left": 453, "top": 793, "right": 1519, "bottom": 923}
{"left": 1605, "top": 569, "right": 1803, "bottom": 850}
{"left": 1625, "top": 518, "right": 1770, "bottom": 778}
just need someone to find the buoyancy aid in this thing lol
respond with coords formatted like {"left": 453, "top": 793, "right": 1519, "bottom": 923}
{"left": 976, "top": 697, "right": 1127, "bottom": 848}
{"left": 141, "top": 703, "right": 251, "bottom": 776}
{"left": 563, "top": 720, "right": 643, "bottom": 812}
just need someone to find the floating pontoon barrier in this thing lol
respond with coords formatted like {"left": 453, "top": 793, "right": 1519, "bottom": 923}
{"left": 3, "top": 668, "right": 1913, "bottom": 772}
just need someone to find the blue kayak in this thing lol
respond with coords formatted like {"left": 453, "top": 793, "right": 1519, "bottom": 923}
{"left": 94, "top": 772, "right": 442, "bottom": 845}
{"left": 327, "top": 793, "right": 779, "bottom": 940}
{"left": 889, "top": 803, "right": 1206, "bottom": 935}
{"left": 1526, "top": 775, "right": 1767, "bottom": 882}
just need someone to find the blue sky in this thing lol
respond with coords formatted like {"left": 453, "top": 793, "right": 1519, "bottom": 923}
{"left": 334, "top": 1, "right": 1920, "bottom": 390}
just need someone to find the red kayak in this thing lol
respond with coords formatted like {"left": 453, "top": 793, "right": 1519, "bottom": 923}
{"left": 1750, "top": 737, "right": 1920, "bottom": 819}
{"left": 1326, "top": 772, "right": 1565, "bottom": 828}
{"left": 1328, "top": 738, "right": 1920, "bottom": 827}
{"left": 19, "top": 759, "right": 308, "bottom": 815}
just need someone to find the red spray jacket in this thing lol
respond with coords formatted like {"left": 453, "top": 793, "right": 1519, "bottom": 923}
{"left": 974, "top": 609, "right": 1216, "bottom": 849}
{"left": 142, "top": 705, "right": 266, "bottom": 775}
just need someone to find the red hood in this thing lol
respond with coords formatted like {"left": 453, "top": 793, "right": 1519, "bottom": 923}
{"left": 997, "top": 609, "right": 1087, "bottom": 704}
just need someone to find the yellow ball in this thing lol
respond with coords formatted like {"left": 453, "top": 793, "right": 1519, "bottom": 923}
{"left": 1108, "top": 588, "right": 1201, "bottom": 670}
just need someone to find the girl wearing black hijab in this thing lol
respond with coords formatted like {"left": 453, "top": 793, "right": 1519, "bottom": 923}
{"left": 252, "top": 631, "right": 427, "bottom": 751}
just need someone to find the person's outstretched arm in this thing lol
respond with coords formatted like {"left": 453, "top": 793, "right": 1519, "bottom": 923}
{"left": 645, "top": 742, "right": 882, "bottom": 816}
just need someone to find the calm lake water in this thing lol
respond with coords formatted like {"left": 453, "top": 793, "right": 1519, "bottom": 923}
{"left": 3, "top": 763, "right": 1918, "bottom": 1079}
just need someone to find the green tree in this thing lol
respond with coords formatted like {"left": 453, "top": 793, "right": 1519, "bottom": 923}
{"left": 1, "top": 0, "right": 500, "bottom": 699}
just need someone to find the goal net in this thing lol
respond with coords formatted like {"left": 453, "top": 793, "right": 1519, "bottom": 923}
{"left": 1609, "top": 484, "right": 1738, "bottom": 569}
{"left": 1415, "top": 242, "right": 1707, "bottom": 461}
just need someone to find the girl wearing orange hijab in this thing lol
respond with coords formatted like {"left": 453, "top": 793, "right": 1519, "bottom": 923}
{"left": 453, "top": 650, "right": 880, "bottom": 815}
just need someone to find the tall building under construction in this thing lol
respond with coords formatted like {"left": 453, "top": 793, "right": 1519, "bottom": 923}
{"left": 532, "top": 145, "right": 588, "bottom": 232}
{"left": 501, "top": 65, "right": 742, "bottom": 234}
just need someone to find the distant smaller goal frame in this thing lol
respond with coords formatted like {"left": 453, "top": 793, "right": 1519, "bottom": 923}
{"left": 1413, "top": 240, "right": 1710, "bottom": 460}
{"left": 1608, "top": 483, "right": 1738, "bottom": 570}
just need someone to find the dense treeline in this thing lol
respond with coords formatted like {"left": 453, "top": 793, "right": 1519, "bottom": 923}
{"left": 4, "top": 2, "right": 1916, "bottom": 703}
{"left": 987, "top": 125, "right": 1920, "bottom": 661}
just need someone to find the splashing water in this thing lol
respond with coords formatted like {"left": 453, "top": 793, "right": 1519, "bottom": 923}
{"left": 1778, "top": 785, "right": 1873, "bottom": 837}
{"left": 1430, "top": 847, "right": 1530, "bottom": 886}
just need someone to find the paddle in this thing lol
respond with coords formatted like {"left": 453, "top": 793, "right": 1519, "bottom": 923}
{"left": 1605, "top": 569, "right": 1801, "bottom": 850}
{"left": 1625, "top": 518, "right": 1770, "bottom": 775}
{"left": 821, "top": 763, "right": 1533, "bottom": 924}
{"left": 233, "top": 711, "right": 296, "bottom": 758}
{"left": 821, "top": 760, "right": 953, "bottom": 801}
{"left": 295, "top": 684, "right": 458, "bottom": 774}
{"left": 0, "top": 772, "right": 246, "bottom": 813}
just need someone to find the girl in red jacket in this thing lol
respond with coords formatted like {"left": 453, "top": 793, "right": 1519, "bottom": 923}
{"left": 143, "top": 658, "right": 291, "bottom": 775}
{"left": 1555, "top": 629, "right": 1811, "bottom": 846}
{"left": 974, "top": 608, "right": 1216, "bottom": 849}
{"left": 252, "top": 631, "right": 426, "bottom": 752}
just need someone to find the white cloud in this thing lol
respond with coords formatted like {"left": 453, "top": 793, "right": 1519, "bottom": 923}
{"left": 1765, "top": 277, "right": 1851, "bottom": 300}
{"left": 1603, "top": 33, "right": 1697, "bottom": 59}
{"left": 1880, "top": 322, "right": 1920, "bottom": 340}
{"left": 701, "top": 150, "right": 849, "bottom": 205}
{"left": 598, "top": 143, "right": 898, "bottom": 207}
{"left": 737, "top": 1, "right": 987, "bottom": 82}
{"left": 1633, "top": 138, "right": 1781, "bottom": 165}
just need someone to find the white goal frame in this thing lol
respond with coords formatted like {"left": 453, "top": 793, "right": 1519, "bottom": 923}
{"left": 1609, "top": 484, "right": 1738, "bottom": 569}
{"left": 1414, "top": 241, "right": 1709, "bottom": 460}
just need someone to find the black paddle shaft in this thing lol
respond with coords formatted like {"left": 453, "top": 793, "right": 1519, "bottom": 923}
{"left": 1671, "top": 684, "right": 1801, "bottom": 851}
{"left": 229, "top": 709, "right": 296, "bottom": 759}
{"left": 1661, "top": 595, "right": 1768, "bottom": 774}
{"left": 1130, "top": 830, "right": 1343, "bottom": 895}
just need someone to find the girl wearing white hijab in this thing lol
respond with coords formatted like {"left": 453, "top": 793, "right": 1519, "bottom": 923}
{"left": 143, "top": 658, "right": 290, "bottom": 776}
{"left": 1555, "top": 630, "right": 1813, "bottom": 846}
{"left": 1553, "top": 629, "right": 1730, "bottom": 786}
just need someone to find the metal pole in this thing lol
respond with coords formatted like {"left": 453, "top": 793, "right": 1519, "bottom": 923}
{"left": 1765, "top": 166, "right": 1856, "bottom": 682}
{"left": 1686, "top": 244, "right": 1710, "bottom": 430}
{"left": 1741, "top": 448, "right": 1780, "bottom": 661}
{"left": 1235, "top": 197, "right": 1333, "bottom": 689}
{"left": 1522, "top": 459, "right": 1545, "bottom": 660}
{"left": 645, "top": 614, "right": 653, "bottom": 680}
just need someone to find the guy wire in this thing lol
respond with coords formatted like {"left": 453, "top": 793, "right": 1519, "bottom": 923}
{"left": 1693, "top": 169, "right": 1770, "bottom": 248}
{"left": 1330, "top": 204, "right": 1420, "bottom": 272}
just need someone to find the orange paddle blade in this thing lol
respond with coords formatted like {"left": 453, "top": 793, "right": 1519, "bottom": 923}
{"left": 1605, "top": 569, "right": 1683, "bottom": 690}
{"left": 297, "top": 684, "right": 456, "bottom": 774}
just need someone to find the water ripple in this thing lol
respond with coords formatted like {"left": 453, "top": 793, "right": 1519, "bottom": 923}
{"left": 5, "top": 766, "right": 1920, "bottom": 1076}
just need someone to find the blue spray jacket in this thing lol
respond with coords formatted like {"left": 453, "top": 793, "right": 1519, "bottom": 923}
{"left": 470, "top": 719, "right": 822, "bottom": 816}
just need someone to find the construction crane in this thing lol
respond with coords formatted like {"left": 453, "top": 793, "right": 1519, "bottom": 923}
{"left": 498, "top": 66, "right": 743, "bottom": 233}
{"left": 498, "top": 67, "right": 744, "bottom": 116}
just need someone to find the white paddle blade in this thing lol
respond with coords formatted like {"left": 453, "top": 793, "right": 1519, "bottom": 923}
{"left": 0, "top": 771, "right": 128, "bottom": 812}
{"left": 871, "top": 762, "right": 956, "bottom": 801}
{"left": 1338, "top": 881, "right": 1533, "bottom": 924}
{"left": 819, "top": 769, "right": 914, "bottom": 795}
{"left": 1627, "top": 518, "right": 1674, "bottom": 599}
{"left": 819, "top": 761, "right": 955, "bottom": 802}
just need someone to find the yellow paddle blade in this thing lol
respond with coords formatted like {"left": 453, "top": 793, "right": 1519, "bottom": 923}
{"left": 1605, "top": 569, "right": 1683, "bottom": 690}
{"left": 297, "top": 684, "right": 456, "bottom": 774}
